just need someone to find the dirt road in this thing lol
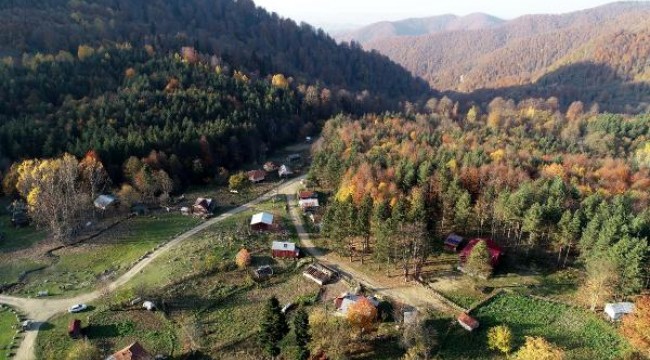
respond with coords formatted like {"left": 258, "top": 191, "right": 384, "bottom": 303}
{"left": 281, "top": 182, "right": 455, "bottom": 312}
{"left": 0, "top": 177, "right": 305, "bottom": 360}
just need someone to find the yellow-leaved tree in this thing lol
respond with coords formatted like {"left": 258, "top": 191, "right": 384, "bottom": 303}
{"left": 271, "top": 73, "right": 289, "bottom": 89}
{"left": 487, "top": 325, "right": 513, "bottom": 356}
{"left": 514, "top": 336, "right": 565, "bottom": 360}
{"left": 16, "top": 154, "right": 87, "bottom": 243}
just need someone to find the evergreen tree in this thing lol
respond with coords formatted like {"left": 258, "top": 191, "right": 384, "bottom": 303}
{"left": 464, "top": 240, "right": 493, "bottom": 278}
{"left": 259, "top": 296, "right": 289, "bottom": 359}
{"left": 293, "top": 308, "right": 311, "bottom": 360}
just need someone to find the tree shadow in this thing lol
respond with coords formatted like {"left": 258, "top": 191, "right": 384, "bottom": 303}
{"left": 86, "top": 324, "right": 120, "bottom": 339}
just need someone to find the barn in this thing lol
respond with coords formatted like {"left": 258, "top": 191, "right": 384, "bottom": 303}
{"left": 251, "top": 212, "right": 274, "bottom": 231}
{"left": 272, "top": 241, "right": 299, "bottom": 259}
{"left": 459, "top": 238, "right": 503, "bottom": 267}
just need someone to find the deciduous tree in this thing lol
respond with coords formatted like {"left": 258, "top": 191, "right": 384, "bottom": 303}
{"left": 487, "top": 325, "right": 513, "bottom": 356}
{"left": 346, "top": 297, "right": 378, "bottom": 335}
{"left": 514, "top": 336, "right": 565, "bottom": 360}
{"left": 620, "top": 295, "right": 650, "bottom": 356}
{"left": 235, "top": 248, "right": 252, "bottom": 269}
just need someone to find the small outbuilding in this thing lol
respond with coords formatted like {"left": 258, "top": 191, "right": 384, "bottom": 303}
{"left": 251, "top": 212, "right": 274, "bottom": 231}
{"left": 444, "top": 233, "right": 466, "bottom": 252}
{"left": 272, "top": 241, "right": 299, "bottom": 259}
{"left": 459, "top": 238, "right": 503, "bottom": 268}
{"left": 94, "top": 195, "right": 118, "bottom": 211}
{"left": 278, "top": 165, "right": 293, "bottom": 178}
{"left": 303, "top": 263, "right": 338, "bottom": 285}
{"left": 254, "top": 265, "right": 274, "bottom": 280}
{"left": 263, "top": 161, "right": 279, "bottom": 172}
{"left": 298, "top": 191, "right": 317, "bottom": 200}
{"left": 457, "top": 313, "right": 479, "bottom": 331}
{"left": 247, "top": 169, "right": 267, "bottom": 183}
{"left": 192, "top": 198, "right": 215, "bottom": 216}
{"left": 604, "top": 302, "right": 634, "bottom": 321}
{"left": 106, "top": 341, "right": 153, "bottom": 360}
{"left": 299, "top": 198, "right": 320, "bottom": 211}
{"left": 142, "top": 301, "right": 156, "bottom": 311}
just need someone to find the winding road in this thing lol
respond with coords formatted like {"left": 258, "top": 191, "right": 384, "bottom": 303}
{"left": 0, "top": 177, "right": 305, "bottom": 360}
{"left": 2, "top": 174, "right": 453, "bottom": 360}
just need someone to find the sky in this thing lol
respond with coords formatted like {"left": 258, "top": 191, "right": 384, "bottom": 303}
{"left": 252, "top": 0, "right": 634, "bottom": 31}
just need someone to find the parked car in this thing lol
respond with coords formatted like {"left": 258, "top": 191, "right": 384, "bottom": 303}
{"left": 68, "top": 304, "right": 87, "bottom": 313}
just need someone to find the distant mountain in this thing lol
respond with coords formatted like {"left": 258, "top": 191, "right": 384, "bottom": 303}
{"left": 336, "top": 13, "right": 504, "bottom": 44}
{"left": 0, "top": 0, "right": 431, "bottom": 100}
{"left": 358, "top": 2, "right": 650, "bottom": 112}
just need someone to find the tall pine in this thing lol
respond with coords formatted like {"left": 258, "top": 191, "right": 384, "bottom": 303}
{"left": 293, "top": 308, "right": 311, "bottom": 360}
{"left": 259, "top": 296, "right": 289, "bottom": 359}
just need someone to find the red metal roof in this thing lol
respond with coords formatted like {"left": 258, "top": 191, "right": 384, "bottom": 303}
{"left": 458, "top": 313, "right": 479, "bottom": 330}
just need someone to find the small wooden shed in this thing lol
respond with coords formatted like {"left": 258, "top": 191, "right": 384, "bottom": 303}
{"left": 458, "top": 313, "right": 479, "bottom": 331}
{"left": 272, "top": 241, "right": 299, "bottom": 259}
{"left": 251, "top": 212, "right": 274, "bottom": 231}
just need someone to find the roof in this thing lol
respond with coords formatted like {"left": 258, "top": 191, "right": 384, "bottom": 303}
{"left": 279, "top": 164, "right": 293, "bottom": 175}
{"left": 460, "top": 238, "right": 503, "bottom": 266}
{"left": 251, "top": 212, "right": 274, "bottom": 225}
{"left": 94, "top": 195, "right": 117, "bottom": 210}
{"left": 299, "top": 191, "right": 317, "bottom": 199}
{"left": 299, "top": 199, "right": 320, "bottom": 208}
{"left": 247, "top": 169, "right": 267, "bottom": 180}
{"left": 605, "top": 302, "right": 635, "bottom": 315}
{"left": 445, "top": 234, "right": 464, "bottom": 246}
{"left": 272, "top": 241, "right": 296, "bottom": 252}
{"left": 194, "top": 197, "right": 214, "bottom": 208}
{"left": 458, "top": 313, "right": 479, "bottom": 330}
{"left": 105, "top": 342, "right": 153, "bottom": 360}
{"left": 303, "top": 263, "right": 337, "bottom": 285}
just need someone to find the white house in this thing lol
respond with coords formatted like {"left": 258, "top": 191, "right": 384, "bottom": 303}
{"left": 604, "top": 302, "right": 634, "bottom": 321}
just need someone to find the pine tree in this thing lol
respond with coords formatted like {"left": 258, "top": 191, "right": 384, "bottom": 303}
{"left": 464, "top": 240, "right": 493, "bottom": 278}
{"left": 259, "top": 296, "right": 289, "bottom": 359}
{"left": 293, "top": 308, "right": 311, "bottom": 360}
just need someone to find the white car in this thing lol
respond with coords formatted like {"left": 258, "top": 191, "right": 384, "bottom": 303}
{"left": 68, "top": 304, "right": 87, "bottom": 313}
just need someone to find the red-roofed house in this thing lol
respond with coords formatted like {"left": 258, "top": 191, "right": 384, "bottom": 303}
{"left": 459, "top": 238, "right": 503, "bottom": 267}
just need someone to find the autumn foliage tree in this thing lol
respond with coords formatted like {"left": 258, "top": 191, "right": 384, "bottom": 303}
{"left": 487, "top": 325, "right": 513, "bottom": 356}
{"left": 15, "top": 154, "right": 87, "bottom": 243}
{"left": 346, "top": 297, "right": 378, "bottom": 335}
{"left": 514, "top": 336, "right": 565, "bottom": 360}
{"left": 235, "top": 248, "right": 252, "bottom": 269}
{"left": 620, "top": 295, "right": 650, "bottom": 356}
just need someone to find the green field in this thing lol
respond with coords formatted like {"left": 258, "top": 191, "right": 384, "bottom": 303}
{"left": 0, "top": 307, "right": 17, "bottom": 360}
{"left": 16, "top": 214, "right": 200, "bottom": 297}
{"left": 436, "top": 293, "right": 632, "bottom": 360}
{"left": 0, "top": 214, "right": 46, "bottom": 253}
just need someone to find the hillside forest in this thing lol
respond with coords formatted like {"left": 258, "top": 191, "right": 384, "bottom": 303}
{"left": 311, "top": 101, "right": 650, "bottom": 303}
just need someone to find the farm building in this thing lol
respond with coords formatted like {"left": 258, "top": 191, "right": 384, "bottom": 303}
{"left": 459, "top": 238, "right": 503, "bottom": 267}
{"left": 298, "top": 191, "right": 317, "bottom": 200}
{"left": 335, "top": 293, "right": 380, "bottom": 316}
{"left": 278, "top": 164, "right": 293, "bottom": 177}
{"left": 94, "top": 195, "right": 118, "bottom": 211}
{"left": 299, "top": 198, "right": 320, "bottom": 211}
{"left": 68, "top": 319, "right": 81, "bottom": 338}
{"left": 272, "top": 241, "right": 300, "bottom": 258}
{"left": 444, "top": 233, "right": 466, "bottom": 252}
{"left": 251, "top": 212, "right": 274, "bottom": 231}
{"left": 457, "top": 313, "right": 479, "bottom": 331}
{"left": 604, "top": 302, "right": 634, "bottom": 321}
{"left": 192, "top": 197, "right": 215, "bottom": 216}
{"left": 247, "top": 169, "right": 267, "bottom": 183}
{"left": 106, "top": 341, "right": 153, "bottom": 360}
{"left": 303, "top": 263, "right": 338, "bottom": 285}
{"left": 264, "top": 161, "right": 279, "bottom": 172}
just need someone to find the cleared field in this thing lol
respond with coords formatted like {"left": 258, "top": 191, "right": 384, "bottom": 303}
{"left": 0, "top": 307, "right": 17, "bottom": 360}
{"left": 437, "top": 293, "right": 632, "bottom": 360}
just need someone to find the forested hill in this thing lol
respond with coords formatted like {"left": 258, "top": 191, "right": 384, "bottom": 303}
{"left": 355, "top": 2, "right": 650, "bottom": 112}
{"left": 335, "top": 13, "right": 504, "bottom": 44}
{"left": 0, "top": 0, "right": 430, "bottom": 99}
